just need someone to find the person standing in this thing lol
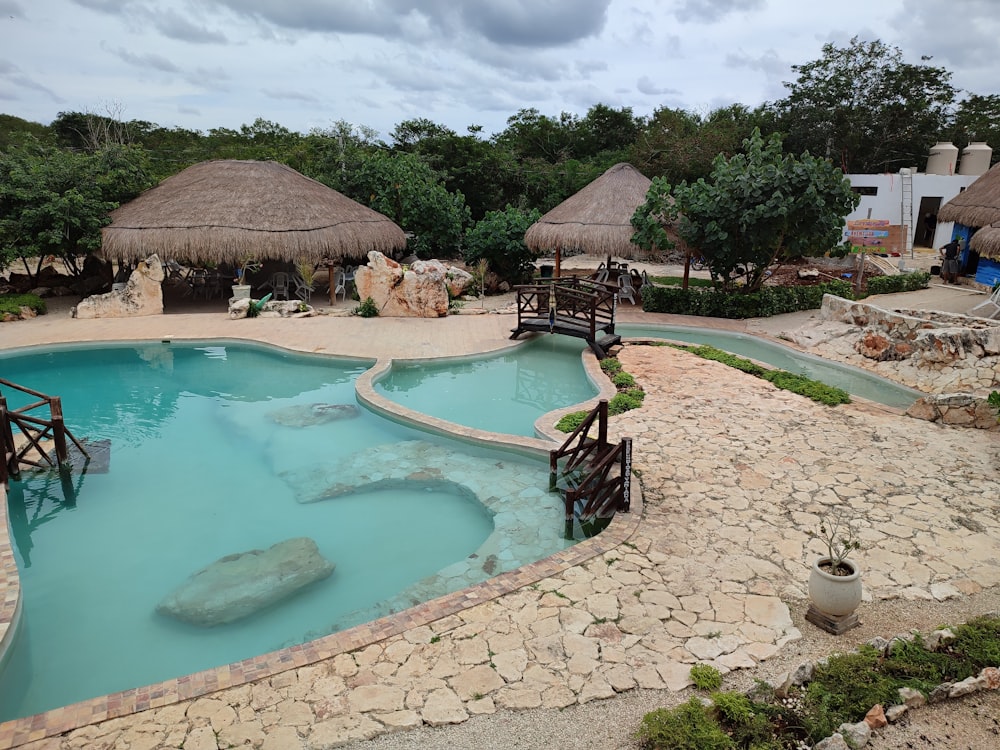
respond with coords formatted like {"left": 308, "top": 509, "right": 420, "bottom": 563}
{"left": 939, "top": 237, "right": 961, "bottom": 283}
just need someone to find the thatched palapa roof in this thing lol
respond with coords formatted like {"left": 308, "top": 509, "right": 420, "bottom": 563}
{"left": 524, "top": 163, "right": 684, "bottom": 273}
{"left": 937, "top": 162, "right": 1000, "bottom": 260}
{"left": 102, "top": 160, "right": 406, "bottom": 265}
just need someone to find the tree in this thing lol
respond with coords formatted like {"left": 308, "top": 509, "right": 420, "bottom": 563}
{"left": 769, "top": 37, "right": 956, "bottom": 173}
{"left": 949, "top": 95, "right": 1000, "bottom": 164}
{"left": 463, "top": 205, "right": 541, "bottom": 286}
{"left": 0, "top": 140, "right": 152, "bottom": 277}
{"left": 349, "top": 151, "right": 471, "bottom": 258}
{"left": 633, "top": 130, "right": 859, "bottom": 293}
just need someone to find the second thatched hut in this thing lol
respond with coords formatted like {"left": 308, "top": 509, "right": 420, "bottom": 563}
{"left": 938, "top": 161, "right": 1000, "bottom": 288}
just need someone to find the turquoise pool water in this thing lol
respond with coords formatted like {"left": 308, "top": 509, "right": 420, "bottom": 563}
{"left": 375, "top": 335, "right": 599, "bottom": 436}
{"left": 0, "top": 343, "right": 571, "bottom": 721}
{"left": 618, "top": 324, "right": 921, "bottom": 409}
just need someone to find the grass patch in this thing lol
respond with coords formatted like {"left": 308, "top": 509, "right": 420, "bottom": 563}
{"left": 0, "top": 293, "right": 46, "bottom": 317}
{"left": 555, "top": 356, "right": 645, "bottom": 432}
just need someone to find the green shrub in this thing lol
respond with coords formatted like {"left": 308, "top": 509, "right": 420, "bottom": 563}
{"left": 635, "top": 697, "right": 734, "bottom": 750}
{"left": 647, "top": 275, "right": 716, "bottom": 288}
{"left": 612, "top": 371, "right": 636, "bottom": 389}
{"left": 802, "top": 646, "right": 900, "bottom": 741}
{"left": 865, "top": 270, "right": 931, "bottom": 295}
{"left": 599, "top": 357, "right": 622, "bottom": 374}
{"left": 641, "top": 280, "right": 855, "bottom": 318}
{"left": 608, "top": 388, "right": 644, "bottom": 415}
{"left": 0, "top": 293, "right": 46, "bottom": 317}
{"left": 690, "top": 663, "right": 723, "bottom": 691}
{"left": 354, "top": 296, "right": 379, "bottom": 317}
{"left": 555, "top": 410, "right": 588, "bottom": 434}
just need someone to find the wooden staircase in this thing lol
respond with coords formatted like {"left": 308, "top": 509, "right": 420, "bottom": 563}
{"left": 549, "top": 400, "right": 632, "bottom": 538}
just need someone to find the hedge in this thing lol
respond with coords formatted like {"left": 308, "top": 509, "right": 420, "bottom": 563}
{"left": 640, "top": 280, "right": 855, "bottom": 318}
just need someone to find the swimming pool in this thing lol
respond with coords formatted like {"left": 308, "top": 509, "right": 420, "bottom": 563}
{"left": 0, "top": 342, "right": 574, "bottom": 721}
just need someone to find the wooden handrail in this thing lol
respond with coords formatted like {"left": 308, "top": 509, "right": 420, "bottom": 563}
{"left": 0, "top": 380, "right": 89, "bottom": 484}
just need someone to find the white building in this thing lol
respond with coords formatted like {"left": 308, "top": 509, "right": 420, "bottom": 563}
{"left": 843, "top": 142, "right": 991, "bottom": 255}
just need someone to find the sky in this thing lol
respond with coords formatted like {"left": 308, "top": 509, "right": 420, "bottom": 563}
{"left": 1, "top": 0, "right": 998, "bottom": 141}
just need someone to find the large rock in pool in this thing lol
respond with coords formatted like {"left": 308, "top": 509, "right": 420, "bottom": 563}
{"left": 156, "top": 537, "right": 334, "bottom": 626}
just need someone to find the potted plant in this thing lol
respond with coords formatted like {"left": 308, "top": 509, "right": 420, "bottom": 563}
{"left": 806, "top": 509, "right": 863, "bottom": 632}
{"left": 232, "top": 256, "right": 261, "bottom": 300}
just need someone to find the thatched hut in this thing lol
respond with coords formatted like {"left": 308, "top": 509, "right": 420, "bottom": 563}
{"left": 102, "top": 160, "right": 406, "bottom": 268}
{"left": 938, "top": 161, "right": 1000, "bottom": 287}
{"left": 524, "top": 162, "right": 684, "bottom": 277}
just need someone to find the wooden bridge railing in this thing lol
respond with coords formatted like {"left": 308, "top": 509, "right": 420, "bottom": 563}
{"left": 549, "top": 399, "right": 631, "bottom": 538}
{"left": 0, "top": 378, "right": 89, "bottom": 485}
{"left": 513, "top": 278, "right": 616, "bottom": 337}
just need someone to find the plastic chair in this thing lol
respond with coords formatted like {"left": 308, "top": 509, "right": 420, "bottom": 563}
{"left": 269, "top": 272, "right": 291, "bottom": 300}
{"left": 968, "top": 285, "right": 1000, "bottom": 319}
{"left": 617, "top": 273, "right": 637, "bottom": 304}
{"left": 293, "top": 274, "right": 313, "bottom": 303}
{"left": 332, "top": 271, "right": 347, "bottom": 303}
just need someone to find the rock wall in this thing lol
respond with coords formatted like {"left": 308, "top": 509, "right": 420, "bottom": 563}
{"left": 74, "top": 254, "right": 165, "bottom": 318}
{"left": 785, "top": 295, "right": 1000, "bottom": 394}
{"left": 783, "top": 295, "right": 1000, "bottom": 430}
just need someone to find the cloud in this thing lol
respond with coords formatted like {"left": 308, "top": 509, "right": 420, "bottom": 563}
{"left": 674, "top": 0, "right": 765, "bottom": 24}
{"left": 206, "top": 0, "right": 610, "bottom": 47}
{"left": 636, "top": 75, "right": 681, "bottom": 97}
{"left": 144, "top": 7, "right": 228, "bottom": 44}
{"left": 101, "top": 43, "right": 181, "bottom": 73}
{"left": 456, "top": 0, "right": 610, "bottom": 46}
{"left": 725, "top": 49, "right": 787, "bottom": 77}
{"left": 0, "top": 0, "right": 25, "bottom": 18}
{"left": 0, "top": 58, "right": 63, "bottom": 101}
{"left": 261, "top": 87, "right": 319, "bottom": 103}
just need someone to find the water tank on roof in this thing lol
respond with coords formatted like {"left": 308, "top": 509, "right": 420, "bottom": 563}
{"left": 926, "top": 141, "right": 959, "bottom": 175}
{"left": 959, "top": 142, "right": 992, "bottom": 176}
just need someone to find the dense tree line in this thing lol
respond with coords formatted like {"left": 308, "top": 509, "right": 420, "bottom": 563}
{"left": 2, "top": 37, "right": 998, "bottom": 284}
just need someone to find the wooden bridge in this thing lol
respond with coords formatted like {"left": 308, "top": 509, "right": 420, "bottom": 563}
{"left": 510, "top": 277, "right": 621, "bottom": 358}
{"left": 549, "top": 399, "right": 632, "bottom": 539}
{"left": 1, "top": 378, "right": 91, "bottom": 486}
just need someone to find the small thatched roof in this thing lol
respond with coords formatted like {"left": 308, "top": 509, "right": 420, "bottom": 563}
{"left": 102, "top": 160, "right": 406, "bottom": 265}
{"left": 938, "top": 162, "right": 1000, "bottom": 228}
{"left": 938, "top": 162, "right": 1000, "bottom": 260}
{"left": 524, "top": 163, "right": 683, "bottom": 263}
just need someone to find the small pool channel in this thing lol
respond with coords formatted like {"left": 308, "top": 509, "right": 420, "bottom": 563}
{"left": 374, "top": 335, "right": 599, "bottom": 436}
{"left": 0, "top": 342, "right": 574, "bottom": 721}
{"left": 618, "top": 324, "right": 922, "bottom": 409}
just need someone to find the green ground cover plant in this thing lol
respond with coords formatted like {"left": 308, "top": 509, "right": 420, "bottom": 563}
{"left": 555, "top": 356, "right": 645, "bottom": 432}
{"left": 0, "top": 293, "right": 46, "bottom": 318}
{"left": 635, "top": 615, "right": 1000, "bottom": 749}
{"left": 864, "top": 270, "right": 931, "bottom": 295}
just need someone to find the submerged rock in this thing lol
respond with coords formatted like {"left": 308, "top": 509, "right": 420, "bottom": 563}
{"left": 156, "top": 537, "right": 335, "bottom": 626}
{"left": 268, "top": 403, "right": 361, "bottom": 427}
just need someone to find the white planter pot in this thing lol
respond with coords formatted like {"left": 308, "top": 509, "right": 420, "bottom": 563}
{"left": 231, "top": 284, "right": 252, "bottom": 300}
{"left": 808, "top": 557, "right": 862, "bottom": 617}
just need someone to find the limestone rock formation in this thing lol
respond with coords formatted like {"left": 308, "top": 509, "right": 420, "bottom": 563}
{"left": 156, "top": 537, "right": 335, "bottom": 626}
{"left": 74, "top": 254, "right": 165, "bottom": 318}
{"left": 354, "top": 252, "right": 459, "bottom": 317}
